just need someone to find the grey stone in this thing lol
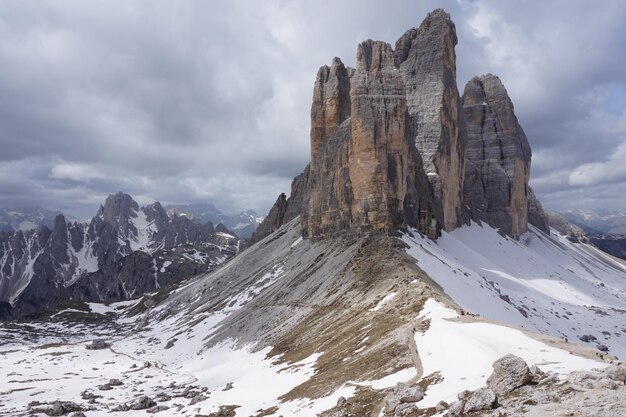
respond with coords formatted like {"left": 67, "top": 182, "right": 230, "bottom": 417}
{"left": 129, "top": 396, "right": 156, "bottom": 410}
{"left": 436, "top": 400, "right": 448, "bottom": 412}
{"left": 147, "top": 405, "right": 170, "bottom": 413}
{"left": 394, "top": 402, "right": 418, "bottom": 416}
{"left": 527, "top": 187, "right": 550, "bottom": 234}
{"left": 445, "top": 400, "right": 465, "bottom": 417}
{"left": 530, "top": 364, "right": 544, "bottom": 376}
{"left": 487, "top": 354, "right": 532, "bottom": 394}
{"left": 189, "top": 394, "right": 207, "bottom": 405}
{"left": 394, "top": 382, "right": 424, "bottom": 403}
{"left": 464, "top": 387, "right": 497, "bottom": 413}
{"left": 50, "top": 401, "right": 65, "bottom": 417}
{"left": 383, "top": 395, "right": 400, "bottom": 413}
{"left": 108, "top": 378, "right": 123, "bottom": 386}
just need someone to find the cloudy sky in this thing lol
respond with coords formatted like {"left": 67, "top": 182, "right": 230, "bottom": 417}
{"left": 1, "top": 0, "right": 625, "bottom": 218}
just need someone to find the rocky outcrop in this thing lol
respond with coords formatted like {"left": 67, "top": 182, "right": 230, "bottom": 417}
{"left": 258, "top": 9, "right": 547, "bottom": 242}
{"left": 251, "top": 164, "right": 311, "bottom": 242}
{"left": 396, "top": 9, "right": 465, "bottom": 231}
{"left": 0, "top": 192, "right": 239, "bottom": 318}
{"left": 303, "top": 41, "right": 437, "bottom": 238}
{"left": 546, "top": 211, "right": 586, "bottom": 239}
{"left": 462, "top": 74, "right": 532, "bottom": 238}
{"left": 527, "top": 187, "right": 550, "bottom": 234}
{"left": 486, "top": 354, "right": 532, "bottom": 394}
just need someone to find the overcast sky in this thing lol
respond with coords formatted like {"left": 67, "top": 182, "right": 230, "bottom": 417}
{"left": 1, "top": 0, "right": 625, "bottom": 218}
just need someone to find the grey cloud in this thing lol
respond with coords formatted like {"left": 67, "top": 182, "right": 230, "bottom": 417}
{"left": 0, "top": 0, "right": 624, "bottom": 218}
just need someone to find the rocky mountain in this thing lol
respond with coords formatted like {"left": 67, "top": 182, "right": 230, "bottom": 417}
{"left": 562, "top": 208, "right": 626, "bottom": 235}
{"left": 0, "top": 206, "right": 70, "bottom": 232}
{"left": 165, "top": 203, "right": 263, "bottom": 239}
{"left": 0, "top": 192, "right": 239, "bottom": 318}
{"left": 255, "top": 9, "right": 549, "bottom": 242}
{"left": 1, "top": 8, "right": 624, "bottom": 417}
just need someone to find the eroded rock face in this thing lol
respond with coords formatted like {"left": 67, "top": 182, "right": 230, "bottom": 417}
{"left": 396, "top": 9, "right": 465, "bottom": 231}
{"left": 463, "top": 74, "right": 532, "bottom": 238}
{"left": 528, "top": 187, "right": 550, "bottom": 234}
{"left": 252, "top": 164, "right": 312, "bottom": 242}
{"left": 259, "top": 8, "right": 548, "bottom": 242}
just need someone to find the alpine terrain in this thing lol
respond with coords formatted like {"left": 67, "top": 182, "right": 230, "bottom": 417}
{"left": 1, "top": 9, "right": 625, "bottom": 417}
{"left": 0, "top": 192, "right": 239, "bottom": 319}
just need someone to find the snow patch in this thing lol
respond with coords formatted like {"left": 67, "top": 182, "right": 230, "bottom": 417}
{"left": 369, "top": 292, "right": 397, "bottom": 311}
{"left": 414, "top": 298, "right": 604, "bottom": 407}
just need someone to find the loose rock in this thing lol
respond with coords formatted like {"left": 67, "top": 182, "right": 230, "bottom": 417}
{"left": 487, "top": 354, "right": 532, "bottom": 394}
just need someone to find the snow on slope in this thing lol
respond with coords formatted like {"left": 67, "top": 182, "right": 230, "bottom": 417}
{"left": 0, "top": 253, "right": 350, "bottom": 416}
{"left": 414, "top": 299, "right": 603, "bottom": 408}
{"left": 402, "top": 223, "right": 626, "bottom": 358}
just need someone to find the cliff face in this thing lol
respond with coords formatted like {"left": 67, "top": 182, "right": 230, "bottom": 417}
{"left": 300, "top": 36, "right": 441, "bottom": 238}
{"left": 396, "top": 9, "right": 465, "bottom": 231}
{"left": 255, "top": 9, "right": 547, "bottom": 243}
{"left": 462, "top": 74, "right": 533, "bottom": 238}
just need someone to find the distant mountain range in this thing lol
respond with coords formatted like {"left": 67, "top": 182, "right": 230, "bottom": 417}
{"left": 0, "top": 206, "right": 74, "bottom": 232}
{"left": 0, "top": 202, "right": 264, "bottom": 239}
{"left": 164, "top": 203, "right": 263, "bottom": 239}
{"left": 0, "top": 192, "right": 240, "bottom": 318}
{"left": 562, "top": 208, "right": 626, "bottom": 235}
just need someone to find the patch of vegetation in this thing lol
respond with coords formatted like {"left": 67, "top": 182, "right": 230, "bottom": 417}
{"left": 251, "top": 406, "right": 279, "bottom": 417}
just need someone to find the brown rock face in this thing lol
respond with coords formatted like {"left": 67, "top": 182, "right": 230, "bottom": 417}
{"left": 302, "top": 39, "right": 437, "bottom": 238}
{"left": 256, "top": 8, "right": 548, "bottom": 242}
{"left": 396, "top": 9, "right": 465, "bottom": 231}
{"left": 462, "top": 74, "right": 532, "bottom": 238}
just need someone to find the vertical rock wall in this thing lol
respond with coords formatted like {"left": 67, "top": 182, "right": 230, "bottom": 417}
{"left": 462, "top": 74, "right": 532, "bottom": 238}
{"left": 396, "top": 9, "right": 465, "bottom": 231}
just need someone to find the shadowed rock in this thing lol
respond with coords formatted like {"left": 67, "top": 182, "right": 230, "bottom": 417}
{"left": 463, "top": 74, "right": 532, "bottom": 238}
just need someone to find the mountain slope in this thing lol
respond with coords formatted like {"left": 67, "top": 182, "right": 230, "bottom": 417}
{"left": 0, "top": 219, "right": 622, "bottom": 416}
{"left": 402, "top": 223, "right": 626, "bottom": 358}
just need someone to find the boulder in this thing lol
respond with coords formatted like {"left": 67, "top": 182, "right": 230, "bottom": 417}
{"left": 394, "top": 382, "right": 424, "bottom": 403}
{"left": 383, "top": 395, "right": 400, "bottom": 413}
{"left": 464, "top": 387, "right": 497, "bottom": 413}
{"left": 394, "top": 402, "right": 418, "bottom": 416}
{"left": 445, "top": 400, "right": 465, "bottom": 417}
{"left": 487, "top": 354, "right": 532, "bottom": 394}
{"left": 129, "top": 396, "right": 156, "bottom": 410}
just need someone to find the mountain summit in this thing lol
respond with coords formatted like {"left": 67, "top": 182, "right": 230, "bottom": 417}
{"left": 254, "top": 9, "right": 549, "bottom": 242}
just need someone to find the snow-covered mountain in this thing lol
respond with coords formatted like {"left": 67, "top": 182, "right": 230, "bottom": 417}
{"left": 0, "top": 192, "right": 239, "bottom": 318}
{"left": 0, "top": 206, "right": 71, "bottom": 232}
{"left": 1, "top": 218, "right": 624, "bottom": 416}
{"left": 165, "top": 203, "right": 264, "bottom": 239}
{"left": 563, "top": 208, "right": 626, "bottom": 235}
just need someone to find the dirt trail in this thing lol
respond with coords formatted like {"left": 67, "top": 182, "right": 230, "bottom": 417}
{"left": 406, "top": 321, "right": 424, "bottom": 382}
